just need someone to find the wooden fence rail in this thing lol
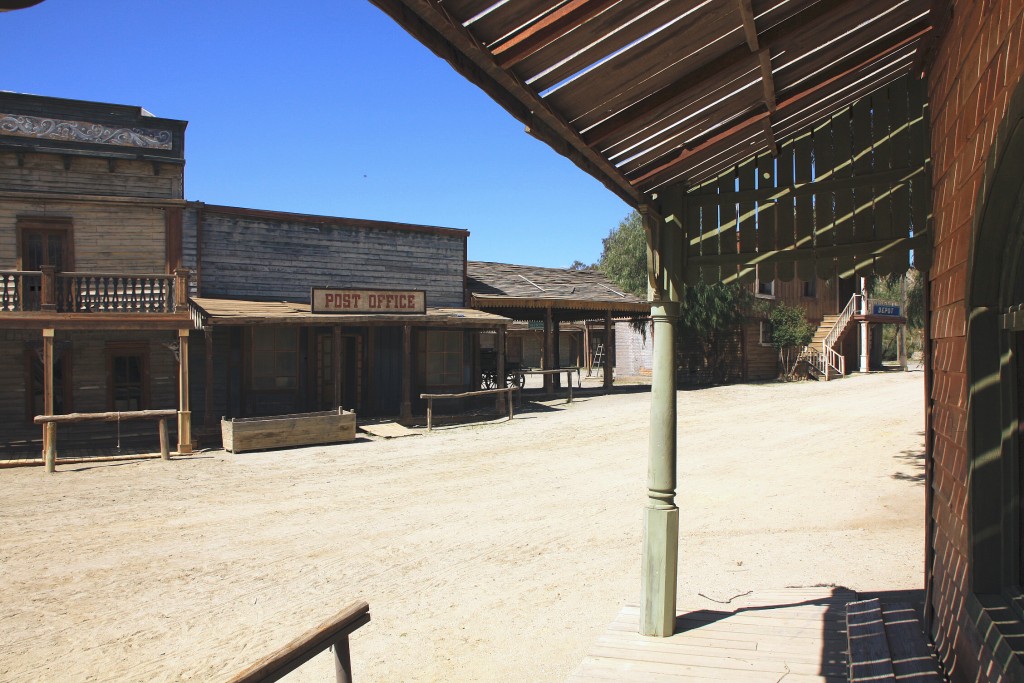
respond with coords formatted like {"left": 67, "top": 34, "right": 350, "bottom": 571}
{"left": 227, "top": 601, "right": 371, "bottom": 683}
{"left": 34, "top": 409, "right": 177, "bottom": 473}
{"left": 420, "top": 386, "right": 519, "bottom": 431}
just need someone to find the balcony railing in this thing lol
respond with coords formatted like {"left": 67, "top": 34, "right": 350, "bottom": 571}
{"left": 0, "top": 267, "right": 188, "bottom": 314}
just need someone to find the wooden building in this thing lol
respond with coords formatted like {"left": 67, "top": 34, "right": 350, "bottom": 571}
{"left": 0, "top": 92, "right": 193, "bottom": 458}
{"left": 371, "top": 0, "right": 1024, "bottom": 679}
{"left": 182, "top": 205, "right": 509, "bottom": 429}
{"left": 466, "top": 261, "right": 649, "bottom": 389}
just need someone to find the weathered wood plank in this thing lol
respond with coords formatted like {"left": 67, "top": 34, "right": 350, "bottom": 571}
{"left": 221, "top": 409, "right": 356, "bottom": 453}
{"left": 846, "top": 598, "right": 896, "bottom": 682}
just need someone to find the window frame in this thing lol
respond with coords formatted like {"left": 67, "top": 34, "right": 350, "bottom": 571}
{"left": 801, "top": 279, "right": 817, "bottom": 298}
{"left": 418, "top": 329, "right": 464, "bottom": 388}
{"left": 758, "top": 320, "right": 774, "bottom": 346}
{"left": 16, "top": 216, "right": 75, "bottom": 271}
{"left": 249, "top": 326, "right": 301, "bottom": 394}
{"left": 755, "top": 277, "right": 776, "bottom": 299}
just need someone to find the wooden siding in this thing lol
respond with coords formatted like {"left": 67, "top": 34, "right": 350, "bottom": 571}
{"left": 190, "top": 208, "right": 466, "bottom": 308}
{"left": 742, "top": 320, "right": 778, "bottom": 380}
{"left": 0, "top": 152, "right": 183, "bottom": 199}
{"left": 0, "top": 198, "right": 167, "bottom": 272}
{"left": 750, "top": 275, "right": 840, "bottom": 325}
{"left": 0, "top": 329, "right": 180, "bottom": 457}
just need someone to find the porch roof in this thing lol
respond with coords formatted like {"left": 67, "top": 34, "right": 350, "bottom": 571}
{"left": 369, "top": 0, "right": 936, "bottom": 203}
{"left": 467, "top": 261, "right": 649, "bottom": 320}
{"left": 188, "top": 297, "right": 510, "bottom": 329}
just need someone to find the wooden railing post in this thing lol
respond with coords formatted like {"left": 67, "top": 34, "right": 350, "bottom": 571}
{"left": 174, "top": 268, "right": 189, "bottom": 313}
{"left": 44, "top": 423, "right": 56, "bottom": 473}
{"left": 159, "top": 418, "right": 170, "bottom": 460}
{"left": 177, "top": 329, "right": 193, "bottom": 454}
{"left": 40, "top": 265, "right": 56, "bottom": 311}
{"left": 332, "top": 637, "right": 353, "bottom": 683}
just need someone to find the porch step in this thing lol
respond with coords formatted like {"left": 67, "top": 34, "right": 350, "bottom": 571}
{"left": 846, "top": 598, "right": 943, "bottom": 682}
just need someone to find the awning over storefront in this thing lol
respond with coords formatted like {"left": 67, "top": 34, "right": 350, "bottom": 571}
{"left": 467, "top": 261, "right": 649, "bottom": 322}
{"left": 189, "top": 297, "right": 510, "bottom": 329}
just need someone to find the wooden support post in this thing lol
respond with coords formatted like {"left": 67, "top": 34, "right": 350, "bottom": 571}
{"left": 42, "top": 328, "right": 54, "bottom": 463}
{"left": 567, "top": 370, "right": 573, "bottom": 404}
{"left": 508, "top": 388, "right": 514, "bottom": 421}
{"left": 426, "top": 398, "right": 433, "bottom": 432}
{"left": 333, "top": 637, "right": 353, "bottom": 683}
{"left": 44, "top": 423, "right": 56, "bottom": 473}
{"left": 544, "top": 307, "right": 554, "bottom": 395}
{"left": 604, "top": 310, "right": 614, "bottom": 389}
{"left": 553, "top": 315, "right": 561, "bottom": 389}
{"left": 642, "top": 301, "right": 679, "bottom": 636}
{"left": 177, "top": 329, "right": 193, "bottom": 454}
{"left": 204, "top": 327, "right": 214, "bottom": 427}
{"left": 859, "top": 278, "right": 869, "bottom": 372}
{"left": 174, "top": 267, "right": 189, "bottom": 313}
{"left": 40, "top": 266, "right": 56, "bottom": 312}
{"left": 401, "top": 324, "right": 412, "bottom": 423}
{"left": 495, "top": 326, "right": 507, "bottom": 414}
{"left": 159, "top": 418, "right": 170, "bottom": 460}
{"left": 333, "top": 326, "right": 343, "bottom": 407}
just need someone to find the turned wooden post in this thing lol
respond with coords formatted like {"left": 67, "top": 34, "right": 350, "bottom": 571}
{"left": 177, "top": 329, "right": 193, "bottom": 453}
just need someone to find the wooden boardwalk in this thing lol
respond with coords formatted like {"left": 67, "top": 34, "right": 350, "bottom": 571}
{"left": 567, "top": 587, "right": 855, "bottom": 683}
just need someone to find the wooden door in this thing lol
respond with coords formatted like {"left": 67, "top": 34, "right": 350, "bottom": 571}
{"left": 314, "top": 331, "right": 345, "bottom": 410}
{"left": 21, "top": 226, "right": 71, "bottom": 271}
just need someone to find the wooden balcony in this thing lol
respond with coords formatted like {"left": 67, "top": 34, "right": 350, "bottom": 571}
{"left": 0, "top": 267, "right": 192, "bottom": 329}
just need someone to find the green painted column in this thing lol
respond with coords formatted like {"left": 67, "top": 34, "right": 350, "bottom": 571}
{"left": 641, "top": 299, "right": 679, "bottom": 636}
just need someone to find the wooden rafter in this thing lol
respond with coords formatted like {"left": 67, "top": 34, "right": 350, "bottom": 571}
{"left": 758, "top": 50, "right": 777, "bottom": 113}
{"left": 492, "top": 0, "right": 619, "bottom": 69}
{"left": 582, "top": 0, "right": 860, "bottom": 148}
{"left": 761, "top": 117, "right": 778, "bottom": 156}
{"left": 628, "top": 23, "right": 932, "bottom": 189}
{"left": 737, "top": 0, "right": 759, "bottom": 51}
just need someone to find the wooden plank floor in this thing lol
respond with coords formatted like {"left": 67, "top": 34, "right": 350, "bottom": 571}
{"left": 567, "top": 587, "right": 855, "bottom": 682}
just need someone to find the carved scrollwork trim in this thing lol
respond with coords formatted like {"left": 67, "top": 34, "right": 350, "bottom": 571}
{"left": 0, "top": 113, "right": 173, "bottom": 150}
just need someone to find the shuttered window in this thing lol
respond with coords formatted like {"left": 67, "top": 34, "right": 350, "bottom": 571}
{"left": 419, "top": 330, "right": 462, "bottom": 387}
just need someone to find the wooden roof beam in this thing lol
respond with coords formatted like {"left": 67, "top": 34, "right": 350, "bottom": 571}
{"left": 737, "top": 0, "right": 759, "bottom": 51}
{"left": 583, "top": 0, "right": 860, "bottom": 147}
{"left": 629, "top": 24, "right": 931, "bottom": 189}
{"left": 759, "top": 50, "right": 777, "bottom": 113}
{"left": 492, "top": 0, "right": 620, "bottom": 69}
{"left": 761, "top": 116, "right": 778, "bottom": 156}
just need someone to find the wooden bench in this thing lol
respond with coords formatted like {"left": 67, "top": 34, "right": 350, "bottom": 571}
{"left": 846, "top": 598, "right": 943, "bottom": 682}
{"left": 420, "top": 386, "right": 518, "bottom": 431}
{"left": 228, "top": 600, "right": 370, "bottom": 683}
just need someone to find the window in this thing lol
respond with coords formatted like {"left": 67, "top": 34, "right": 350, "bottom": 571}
{"left": 759, "top": 320, "right": 774, "bottom": 346}
{"left": 106, "top": 342, "right": 149, "bottom": 411}
{"left": 18, "top": 217, "right": 73, "bottom": 271}
{"left": 419, "top": 330, "right": 463, "bottom": 386}
{"left": 251, "top": 327, "right": 298, "bottom": 391}
{"left": 756, "top": 278, "right": 775, "bottom": 298}
{"left": 802, "top": 279, "right": 817, "bottom": 298}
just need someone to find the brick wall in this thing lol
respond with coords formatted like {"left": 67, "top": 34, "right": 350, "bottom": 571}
{"left": 927, "top": 1, "right": 1024, "bottom": 679}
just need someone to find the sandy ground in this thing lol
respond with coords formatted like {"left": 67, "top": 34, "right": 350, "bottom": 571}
{"left": 0, "top": 371, "right": 925, "bottom": 682}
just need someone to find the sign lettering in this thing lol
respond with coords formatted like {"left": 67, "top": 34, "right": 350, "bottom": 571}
{"left": 872, "top": 304, "right": 901, "bottom": 317}
{"left": 311, "top": 288, "right": 425, "bottom": 314}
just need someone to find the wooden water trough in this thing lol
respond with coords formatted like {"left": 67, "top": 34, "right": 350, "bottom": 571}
{"left": 222, "top": 407, "right": 356, "bottom": 453}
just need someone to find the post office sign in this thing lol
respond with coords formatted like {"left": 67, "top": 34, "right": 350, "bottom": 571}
{"left": 311, "top": 288, "right": 426, "bottom": 314}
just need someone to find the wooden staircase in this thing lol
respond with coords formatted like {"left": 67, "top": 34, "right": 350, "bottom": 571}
{"left": 800, "top": 294, "right": 861, "bottom": 380}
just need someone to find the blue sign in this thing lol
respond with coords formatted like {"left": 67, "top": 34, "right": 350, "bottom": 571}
{"left": 872, "top": 304, "right": 901, "bottom": 317}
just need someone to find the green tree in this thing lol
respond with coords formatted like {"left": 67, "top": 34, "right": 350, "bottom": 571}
{"left": 768, "top": 302, "right": 814, "bottom": 379}
{"left": 678, "top": 282, "right": 754, "bottom": 383}
{"left": 597, "top": 211, "right": 647, "bottom": 297}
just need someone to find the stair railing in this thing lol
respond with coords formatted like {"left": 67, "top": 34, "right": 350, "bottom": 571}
{"left": 821, "top": 293, "right": 861, "bottom": 377}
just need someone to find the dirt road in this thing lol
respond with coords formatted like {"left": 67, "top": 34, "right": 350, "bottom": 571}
{"left": 0, "top": 372, "right": 925, "bottom": 682}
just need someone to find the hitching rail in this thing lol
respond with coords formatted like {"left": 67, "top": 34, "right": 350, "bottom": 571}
{"left": 227, "top": 601, "right": 371, "bottom": 683}
{"left": 519, "top": 368, "right": 579, "bottom": 403}
{"left": 33, "top": 409, "right": 177, "bottom": 473}
{"left": 420, "top": 386, "right": 518, "bottom": 431}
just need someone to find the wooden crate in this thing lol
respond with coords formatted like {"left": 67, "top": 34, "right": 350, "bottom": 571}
{"left": 221, "top": 408, "right": 356, "bottom": 454}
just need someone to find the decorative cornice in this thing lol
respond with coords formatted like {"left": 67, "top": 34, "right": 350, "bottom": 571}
{"left": 0, "top": 113, "right": 173, "bottom": 150}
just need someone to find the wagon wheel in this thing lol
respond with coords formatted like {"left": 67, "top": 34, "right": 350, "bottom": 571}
{"left": 482, "top": 371, "right": 497, "bottom": 389}
{"left": 509, "top": 371, "right": 525, "bottom": 389}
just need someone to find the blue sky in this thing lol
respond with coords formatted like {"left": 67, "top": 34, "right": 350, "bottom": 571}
{"left": 2, "top": 0, "right": 633, "bottom": 267}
